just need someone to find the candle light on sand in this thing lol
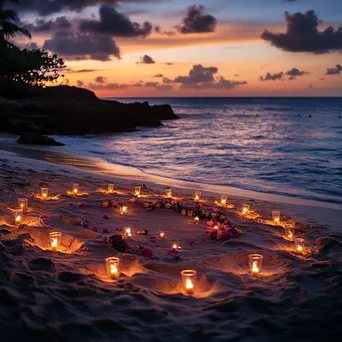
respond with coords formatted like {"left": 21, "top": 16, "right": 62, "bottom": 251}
{"left": 194, "top": 191, "right": 201, "bottom": 201}
{"left": 72, "top": 183, "right": 79, "bottom": 195}
{"left": 165, "top": 187, "right": 172, "bottom": 198}
{"left": 18, "top": 198, "right": 28, "bottom": 211}
{"left": 194, "top": 216, "right": 200, "bottom": 224}
{"left": 105, "top": 257, "right": 120, "bottom": 279}
{"left": 159, "top": 231, "right": 165, "bottom": 239}
{"left": 172, "top": 243, "right": 179, "bottom": 252}
{"left": 49, "top": 232, "right": 62, "bottom": 251}
{"left": 284, "top": 224, "right": 295, "bottom": 241}
{"left": 221, "top": 195, "right": 227, "bottom": 205}
{"left": 108, "top": 183, "right": 115, "bottom": 193}
{"left": 295, "top": 238, "right": 305, "bottom": 253}
{"left": 14, "top": 209, "right": 23, "bottom": 224}
{"left": 242, "top": 204, "right": 250, "bottom": 215}
{"left": 249, "top": 254, "right": 263, "bottom": 275}
{"left": 134, "top": 186, "right": 141, "bottom": 197}
{"left": 41, "top": 188, "right": 48, "bottom": 199}
{"left": 120, "top": 205, "right": 128, "bottom": 215}
{"left": 124, "top": 227, "right": 132, "bottom": 238}
{"left": 181, "top": 270, "right": 197, "bottom": 295}
{"left": 272, "top": 211, "right": 280, "bottom": 224}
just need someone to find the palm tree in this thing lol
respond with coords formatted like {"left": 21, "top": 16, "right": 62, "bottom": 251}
{"left": 0, "top": 0, "right": 31, "bottom": 43}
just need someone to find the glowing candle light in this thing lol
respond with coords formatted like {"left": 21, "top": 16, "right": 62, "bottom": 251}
{"left": 41, "top": 188, "right": 48, "bottom": 200}
{"left": 108, "top": 183, "right": 115, "bottom": 193}
{"left": 49, "top": 232, "right": 62, "bottom": 251}
{"left": 181, "top": 270, "right": 197, "bottom": 295}
{"left": 221, "top": 195, "right": 227, "bottom": 205}
{"left": 105, "top": 257, "right": 120, "bottom": 279}
{"left": 159, "top": 231, "right": 165, "bottom": 239}
{"left": 194, "top": 191, "right": 201, "bottom": 201}
{"left": 124, "top": 226, "right": 132, "bottom": 238}
{"left": 295, "top": 238, "right": 305, "bottom": 253}
{"left": 165, "top": 187, "right": 172, "bottom": 198}
{"left": 272, "top": 211, "right": 280, "bottom": 224}
{"left": 284, "top": 224, "right": 295, "bottom": 241}
{"left": 120, "top": 205, "right": 128, "bottom": 215}
{"left": 14, "top": 209, "right": 23, "bottom": 225}
{"left": 134, "top": 186, "right": 141, "bottom": 197}
{"left": 172, "top": 243, "right": 179, "bottom": 252}
{"left": 18, "top": 198, "right": 28, "bottom": 211}
{"left": 248, "top": 254, "right": 263, "bottom": 275}
{"left": 194, "top": 216, "right": 200, "bottom": 224}
{"left": 213, "top": 223, "right": 219, "bottom": 230}
{"left": 242, "top": 204, "right": 250, "bottom": 215}
{"left": 72, "top": 183, "right": 79, "bottom": 195}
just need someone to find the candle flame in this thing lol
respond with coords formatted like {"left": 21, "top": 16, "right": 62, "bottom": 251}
{"left": 195, "top": 195, "right": 199, "bottom": 201}
{"left": 172, "top": 243, "right": 178, "bottom": 250}
{"left": 242, "top": 208, "right": 247, "bottom": 214}
{"left": 73, "top": 188, "right": 78, "bottom": 194}
{"left": 288, "top": 232, "right": 293, "bottom": 238}
{"left": 214, "top": 225, "right": 219, "bottom": 230}
{"left": 16, "top": 215, "right": 21, "bottom": 222}
{"left": 160, "top": 232, "right": 165, "bottom": 238}
{"left": 297, "top": 245, "right": 303, "bottom": 252}
{"left": 51, "top": 238, "right": 58, "bottom": 248}
{"left": 274, "top": 217, "right": 279, "bottom": 223}
{"left": 20, "top": 203, "right": 24, "bottom": 208}
{"left": 185, "top": 279, "right": 194, "bottom": 290}
{"left": 110, "top": 264, "right": 118, "bottom": 274}
{"left": 43, "top": 193, "right": 47, "bottom": 198}
{"left": 252, "top": 261, "right": 259, "bottom": 273}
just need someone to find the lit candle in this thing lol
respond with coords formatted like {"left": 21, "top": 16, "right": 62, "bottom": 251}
{"left": 134, "top": 186, "right": 141, "bottom": 197}
{"left": 295, "top": 238, "right": 305, "bottom": 253}
{"left": 41, "top": 188, "right": 48, "bottom": 200}
{"left": 159, "top": 231, "right": 165, "bottom": 239}
{"left": 249, "top": 254, "right": 263, "bottom": 275}
{"left": 194, "top": 191, "right": 201, "bottom": 201}
{"left": 120, "top": 205, "right": 128, "bottom": 215}
{"left": 194, "top": 216, "right": 200, "bottom": 224}
{"left": 14, "top": 209, "right": 23, "bottom": 225}
{"left": 49, "top": 232, "right": 62, "bottom": 251}
{"left": 165, "top": 187, "right": 172, "bottom": 198}
{"left": 242, "top": 204, "right": 250, "bottom": 215}
{"left": 221, "top": 195, "right": 227, "bottom": 205}
{"left": 284, "top": 224, "right": 295, "bottom": 241}
{"left": 105, "top": 257, "right": 120, "bottom": 279}
{"left": 125, "top": 227, "right": 132, "bottom": 238}
{"left": 18, "top": 198, "right": 28, "bottom": 211}
{"left": 272, "top": 211, "right": 280, "bottom": 224}
{"left": 213, "top": 223, "right": 219, "bottom": 230}
{"left": 72, "top": 183, "right": 79, "bottom": 195}
{"left": 108, "top": 183, "right": 115, "bottom": 193}
{"left": 181, "top": 270, "right": 197, "bottom": 295}
{"left": 172, "top": 243, "right": 179, "bottom": 252}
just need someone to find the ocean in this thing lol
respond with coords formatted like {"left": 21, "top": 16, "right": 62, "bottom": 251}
{"left": 50, "top": 97, "right": 342, "bottom": 205}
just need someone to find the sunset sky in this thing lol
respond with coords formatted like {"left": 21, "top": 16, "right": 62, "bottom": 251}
{"left": 13, "top": 0, "right": 342, "bottom": 97}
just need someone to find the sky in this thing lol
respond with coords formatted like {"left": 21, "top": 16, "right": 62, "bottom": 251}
{"left": 12, "top": 0, "right": 342, "bottom": 97}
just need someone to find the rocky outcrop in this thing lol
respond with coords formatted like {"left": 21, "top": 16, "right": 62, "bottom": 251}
{"left": 0, "top": 80, "right": 179, "bottom": 135}
{"left": 17, "top": 133, "right": 64, "bottom": 146}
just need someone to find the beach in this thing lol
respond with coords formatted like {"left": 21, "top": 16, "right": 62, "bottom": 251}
{"left": 1, "top": 149, "right": 342, "bottom": 342}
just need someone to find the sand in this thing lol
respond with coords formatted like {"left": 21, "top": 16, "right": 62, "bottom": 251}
{"left": 1, "top": 152, "right": 342, "bottom": 342}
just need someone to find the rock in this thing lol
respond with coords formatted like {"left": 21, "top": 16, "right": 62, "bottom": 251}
{"left": 17, "top": 133, "right": 64, "bottom": 146}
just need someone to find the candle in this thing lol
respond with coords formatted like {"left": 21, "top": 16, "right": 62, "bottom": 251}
{"left": 108, "top": 183, "right": 115, "bottom": 193}
{"left": 221, "top": 195, "right": 227, "bottom": 205}
{"left": 272, "top": 211, "right": 280, "bottom": 224}
{"left": 194, "top": 216, "right": 200, "bottom": 224}
{"left": 213, "top": 223, "right": 219, "bottom": 230}
{"left": 248, "top": 254, "right": 263, "bottom": 275}
{"left": 194, "top": 191, "right": 201, "bottom": 201}
{"left": 120, "top": 205, "right": 128, "bottom": 215}
{"left": 105, "top": 257, "right": 120, "bottom": 279}
{"left": 134, "top": 186, "right": 141, "bottom": 197}
{"left": 181, "top": 270, "right": 197, "bottom": 295}
{"left": 295, "top": 238, "right": 305, "bottom": 253}
{"left": 284, "top": 224, "right": 295, "bottom": 241}
{"left": 18, "top": 198, "right": 28, "bottom": 211}
{"left": 72, "top": 183, "right": 79, "bottom": 195}
{"left": 242, "top": 204, "right": 250, "bottom": 215}
{"left": 172, "top": 243, "right": 179, "bottom": 251}
{"left": 14, "top": 209, "right": 23, "bottom": 225}
{"left": 49, "top": 232, "right": 62, "bottom": 251}
{"left": 159, "top": 231, "right": 165, "bottom": 239}
{"left": 165, "top": 187, "right": 172, "bottom": 198}
{"left": 41, "top": 188, "right": 48, "bottom": 199}
{"left": 124, "top": 227, "right": 132, "bottom": 238}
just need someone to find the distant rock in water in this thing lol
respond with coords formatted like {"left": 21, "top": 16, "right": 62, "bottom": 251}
{"left": 17, "top": 133, "right": 64, "bottom": 146}
{"left": 0, "top": 80, "right": 179, "bottom": 135}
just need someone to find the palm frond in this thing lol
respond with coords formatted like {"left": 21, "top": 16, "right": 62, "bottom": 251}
{"left": 0, "top": 9, "right": 19, "bottom": 21}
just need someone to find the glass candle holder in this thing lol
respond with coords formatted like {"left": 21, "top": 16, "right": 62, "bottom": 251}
{"left": 194, "top": 216, "right": 200, "bottom": 224}
{"left": 105, "top": 257, "right": 120, "bottom": 279}
{"left": 165, "top": 188, "right": 172, "bottom": 198}
{"left": 159, "top": 231, "right": 166, "bottom": 239}
{"left": 108, "top": 183, "right": 115, "bottom": 193}
{"left": 181, "top": 270, "right": 197, "bottom": 295}
{"left": 134, "top": 186, "right": 141, "bottom": 197}
{"left": 295, "top": 238, "right": 305, "bottom": 253}
{"left": 194, "top": 191, "right": 201, "bottom": 201}
{"left": 14, "top": 209, "right": 23, "bottom": 224}
{"left": 41, "top": 187, "right": 48, "bottom": 200}
{"left": 249, "top": 254, "right": 263, "bottom": 275}
{"left": 242, "top": 204, "right": 250, "bottom": 215}
{"left": 284, "top": 224, "right": 295, "bottom": 241}
{"left": 124, "top": 227, "right": 132, "bottom": 238}
{"left": 72, "top": 183, "right": 79, "bottom": 195}
{"left": 272, "top": 211, "right": 281, "bottom": 223}
{"left": 49, "top": 232, "right": 62, "bottom": 251}
{"left": 221, "top": 195, "right": 227, "bottom": 205}
{"left": 18, "top": 198, "right": 28, "bottom": 211}
{"left": 120, "top": 205, "right": 128, "bottom": 215}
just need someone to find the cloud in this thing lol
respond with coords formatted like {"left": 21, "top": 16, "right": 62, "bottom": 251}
{"left": 178, "top": 5, "right": 217, "bottom": 34}
{"left": 67, "top": 69, "right": 97, "bottom": 73}
{"left": 95, "top": 76, "right": 107, "bottom": 83}
{"left": 286, "top": 68, "right": 308, "bottom": 76}
{"left": 260, "top": 67, "right": 308, "bottom": 81}
{"left": 76, "top": 80, "right": 84, "bottom": 87}
{"left": 88, "top": 82, "right": 129, "bottom": 90}
{"left": 174, "top": 64, "right": 218, "bottom": 84}
{"left": 144, "top": 82, "right": 173, "bottom": 90}
{"left": 326, "top": 64, "right": 342, "bottom": 75}
{"left": 260, "top": 72, "right": 284, "bottom": 81}
{"left": 24, "top": 42, "right": 40, "bottom": 50}
{"left": 43, "top": 32, "right": 120, "bottom": 61}
{"left": 153, "top": 74, "right": 163, "bottom": 77}
{"left": 261, "top": 10, "right": 342, "bottom": 53}
{"left": 79, "top": 5, "right": 153, "bottom": 38}
{"left": 137, "top": 55, "right": 155, "bottom": 64}
{"left": 25, "top": 16, "right": 71, "bottom": 33}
